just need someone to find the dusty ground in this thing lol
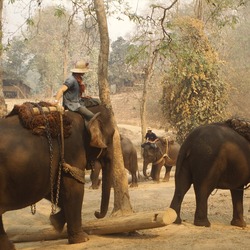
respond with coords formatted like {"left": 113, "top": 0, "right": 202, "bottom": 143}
{"left": 4, "top": 95, "right": 250, "bottom": 249}
{"left": 5, "top": 174, "right": 250, "bottom": 250}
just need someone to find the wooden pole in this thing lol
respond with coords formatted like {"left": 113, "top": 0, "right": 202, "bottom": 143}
{"left": 9, "top": 208, "right": 176, "bottom": 243}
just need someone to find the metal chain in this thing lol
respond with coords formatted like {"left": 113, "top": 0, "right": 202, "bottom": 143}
{"left": 35, "top": 103, "right": 57, "bottom": 214}
{"left": 53, "top": 111, "right": 65, "bottom": 213}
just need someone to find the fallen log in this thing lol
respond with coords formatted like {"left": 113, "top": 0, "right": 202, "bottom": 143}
{"left": 9, "top": 208, "right": 176, "bottom": 243}
{"left": 84, "top": 208, "right": 177, "bottom": 235}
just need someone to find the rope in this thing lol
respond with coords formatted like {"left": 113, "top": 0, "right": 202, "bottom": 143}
{"left": 152, "top": 138, "right": 172, "bottom": 165}
{"left": 62, "top": 162, "right": 85, "bottom": 184}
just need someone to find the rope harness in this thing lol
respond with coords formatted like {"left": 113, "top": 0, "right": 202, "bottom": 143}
{"left": 152, "top": 138, "right": 172, "bottom": 166}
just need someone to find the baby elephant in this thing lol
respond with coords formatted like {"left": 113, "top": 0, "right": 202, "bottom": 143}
{"left": 90, "top": 134, "right": 139, "bottom": 188}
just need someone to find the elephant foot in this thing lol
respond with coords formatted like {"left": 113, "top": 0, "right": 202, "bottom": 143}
{"left": 162, "top": 177, "right": 170, "bottom": 182}
{"left": 194, "top": 218, "right": 211, "bottom": 227}
{"left": 90, "top": 180, "right": 101, "bottom": 189}
{"left": 68, "top": 230, "right": 89, "bottom": 244}
{"left": 129, "top": 183, "right": 138, "bottom": 188}
{"left": 89, "top": 184, "right": 100, "bottom": 189}
{"left": 173, "top": 216, "right": 182, "bottom": 224}
{"left": 50, "top": 212, "right": 66, "bottom": 232}
{"left": 0, "top": 234, "right": 16, "bottom": 250}
{"left": 231, "top": 218, "right": 246, "bottom": 228}
{"left": 153, "top": 180, "right": 160, "bottom": 184}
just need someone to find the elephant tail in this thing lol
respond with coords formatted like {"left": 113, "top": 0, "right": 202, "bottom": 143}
{"left": 174, "top": 142, "right": 189, "bottom": 177}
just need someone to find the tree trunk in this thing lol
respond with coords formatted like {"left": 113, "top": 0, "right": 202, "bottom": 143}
{"left": 140, "top": 49, "right": 157, "bottom": 150}
{"left": 0, "top": 0, "right": 7, "bottom": 117}
{"left": 194, "top": 0, "right": 204, "bottom": 20}
{"left": 93, "top": 0, "right": 133, "bottom": 216}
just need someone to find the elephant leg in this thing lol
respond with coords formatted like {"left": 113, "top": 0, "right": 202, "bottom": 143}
{"left": 162, "top": 165, "right": 172, "bottom": 182}
{"left": 0, "top": 215, "right": 15, "bottom": 250}
{"left": 50, "top": 209, "right": 66, "bottom": 232}
{"left": 62, "top": 178, "right": 89, "bottom": 244}
{"left": 170, "top": 168, "right": 192, "bottom": 224}
{"left": 151, "top": 163, "right": 162, "bottom": 182}
{"left": 230, "top": 188, "right": 246, "bottom": 227}
{"left": 193, "top": 182, "right": 213, "bottom": 227}
{"left": 150, "top": 164, "right": 157, "bottom": 181}
{"left": 44, "top": 193, "right": 66, "bottom": 232}
{"left": 129, "top": 171, "right": 138, "bottom": 187}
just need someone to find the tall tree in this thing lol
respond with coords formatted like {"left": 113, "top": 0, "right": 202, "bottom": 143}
{"left": 0, "top": 0, "right": 6, "bottom": 117}
{"left": 93, "top": 0, "right": 133, "bottom": 216}
{"left": 161, "top": 17, "right": 229, "bottom": 143}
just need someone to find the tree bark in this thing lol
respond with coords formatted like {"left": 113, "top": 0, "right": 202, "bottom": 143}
{"left": 194, "top": 0, "right": 204, "bottom": 20}
{"left": 140, "top": 49, "right": 157, "bottom": 147}
{"left": 0, "top": 0, "right": 7, "bottom": 117}
{"left": 9, "top": 208, "right": 177, "bottom": 243}
{"left": 93, "top": 0, "right": 133, "bottom": 216}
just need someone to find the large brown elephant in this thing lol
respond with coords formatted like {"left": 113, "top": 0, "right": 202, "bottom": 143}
{"left": 170, "top": 119, "right": 250, "bottom": 228}
{"left": 90, "top": 134, "right": 139, "bottom": 188}
{"left": 0, "top": 102, "right": 114, "bottom": 250}
{"left": 142, "top": 137, "right": 180, "bottom": 182}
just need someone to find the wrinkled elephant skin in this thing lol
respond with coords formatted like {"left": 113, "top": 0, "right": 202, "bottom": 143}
{"left": 0, "top": 104, "right": 114, "bottom": 250}
{"left": 170, "top": 123, "right": 250, "bottom": 228}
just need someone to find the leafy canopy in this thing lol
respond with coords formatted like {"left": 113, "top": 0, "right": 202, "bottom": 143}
{"left": 161, "top": 16, "right": 229, "bottom": 143}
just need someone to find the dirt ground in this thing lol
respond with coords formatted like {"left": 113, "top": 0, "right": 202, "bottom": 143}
{"left": 5, "top": 172, "right": 250, "bottom": 250}
{"left": 4, "top": 96, "right": 250, "bottom": 249}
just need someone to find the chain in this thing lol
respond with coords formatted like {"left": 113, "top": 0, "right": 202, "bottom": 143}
{"left": 35, "top": 103, "right": 57, "bottom": 214}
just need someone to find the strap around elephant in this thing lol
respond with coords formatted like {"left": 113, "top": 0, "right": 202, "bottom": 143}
{"left": 62, "top": 162, "right": 85, "bottom": 184}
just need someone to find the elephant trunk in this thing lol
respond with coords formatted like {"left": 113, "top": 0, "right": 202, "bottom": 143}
{"left": 143, "top": 161, "right": 150, "bottom": 178}
{"left": 94, "top": 164, "right": 111, "bottom": 219}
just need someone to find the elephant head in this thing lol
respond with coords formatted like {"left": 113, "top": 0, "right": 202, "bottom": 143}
{"left": 142, "top": 143, "right": 162, "bottom": 178}
{"left": 142, "top": 137, "right": 180, "bottom": 181}
{"left": 86, "top": 105, "right": 115, "bottom": 218}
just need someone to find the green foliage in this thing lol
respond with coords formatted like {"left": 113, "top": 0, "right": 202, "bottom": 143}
{"left": 26, "top": 18, "right": 35, "bottom": 26}
{"left": 161, "top": 17, "right": 229, "bottom": 143}
{"left": 3, "top": 37, "right": 30, "bottom": 80}
{"left": 109, "top": 37, "right": 137, "bottom": 90}
{"left": 54, "top": 6, "right": 66, "bottom": 18}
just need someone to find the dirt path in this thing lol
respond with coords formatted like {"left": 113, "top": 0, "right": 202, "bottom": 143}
{"left": 5, "top": 174, "right": 250, "bottom": 250}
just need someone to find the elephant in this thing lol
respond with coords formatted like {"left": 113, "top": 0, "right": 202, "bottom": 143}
{"left": 170, "top": 119, "right": 250, "bottom": 228}
{"left": 142, "top": 137, "right": 180, "bottom": 182}
{"left": 0, "top": 102, "right": 114, "bottom": 250}
{"left": 89, "top": 134, "right": 139, "bottom": 188}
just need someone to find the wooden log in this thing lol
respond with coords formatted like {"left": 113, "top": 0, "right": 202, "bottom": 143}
{"left": 84, "top": 208, "right": 177, "bottom": 235}
{"left": 9, "top": 208, "right": 176, "bottom": 243}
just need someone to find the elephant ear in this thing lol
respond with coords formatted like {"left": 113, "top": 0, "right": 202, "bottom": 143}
{"left": 87, "top": 115, "right": 107, "bottom": 149}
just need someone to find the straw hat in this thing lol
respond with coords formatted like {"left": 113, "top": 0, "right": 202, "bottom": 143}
{"left": 147, "top": 127, "right": 152, "bottom": 131}
{"left": 70, "top": 60, "right": 90, "bottom": 73}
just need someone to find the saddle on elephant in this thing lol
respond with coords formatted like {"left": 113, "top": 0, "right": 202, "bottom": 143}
{"left": 6, "top": 101, "right": 72, "bottom": 138}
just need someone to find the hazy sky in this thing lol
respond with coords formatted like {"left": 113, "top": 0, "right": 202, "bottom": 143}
{"left": 3, "top": 0, "right": 191, "bottom": 43}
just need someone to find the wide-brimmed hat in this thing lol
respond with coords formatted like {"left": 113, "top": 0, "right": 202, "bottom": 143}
{"left": 147, "top": 127, "right": 152, "bottom": 131}
{"left": 70, "top": 60, "right": 91, "bottom": 73}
